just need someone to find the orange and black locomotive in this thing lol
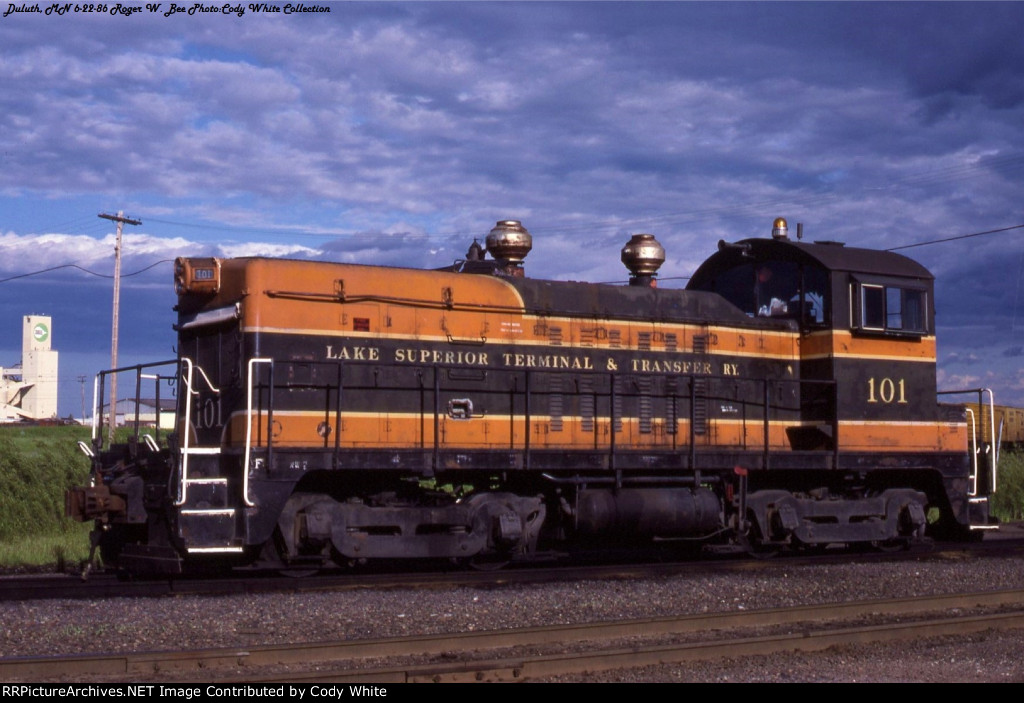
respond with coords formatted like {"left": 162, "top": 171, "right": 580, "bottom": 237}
{"left": 67, "top": 218, "right": 997, "bottom": 574}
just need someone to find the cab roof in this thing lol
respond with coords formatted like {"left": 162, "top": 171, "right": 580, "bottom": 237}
{"left": 688, "top": 237, "right": 933, "bottom": 290}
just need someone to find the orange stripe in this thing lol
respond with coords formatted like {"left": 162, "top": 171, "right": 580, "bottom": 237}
{"left": 222, "top": 412, "right": 965, "bottom": 454}
{"left": 836, "top": 421, "right": 966, "bottom": 452}
{"left": 801, "top": 330, "right": 935, "bottom": 361}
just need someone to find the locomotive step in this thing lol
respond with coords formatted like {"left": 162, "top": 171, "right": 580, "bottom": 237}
{"left": 968, "top": 496, "right": 1000, "bottom": 530}
{"left": 180, "top": 477, "right": 230, "bottom": 509}
{"left": 178, "top": 506, "right": 240, "bottom": 550}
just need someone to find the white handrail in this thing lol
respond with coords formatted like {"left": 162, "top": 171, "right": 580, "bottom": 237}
{"left": 142, "top": 433, "right": 160, "bottom": 453}
{"left": 175, "top": 357, "right": 225, "bottom": 507}
{"left": 90, "top": 375, "right": 100, "bottom": 442}
{"left": 938, "top": 387, "right": 1001, "bottom": 497}
{"left": 965, "top": 407, "right": 978, "bottom": 496}
{"left": 243, "top": 358, "right": 274, "bottom": 508}
{"left": 175, "top": 358, "right": 196, "bottom": 506}
{"left": 193, "top": 363, "right": 221, "bottom": 395}
{"left": 981, "top": 388, "right": 998, "bottom": 492}
{"left": 77, "top": 440, "right": 95, "bottom": 458}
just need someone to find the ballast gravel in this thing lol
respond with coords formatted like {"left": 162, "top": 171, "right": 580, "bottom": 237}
{"left": 3, "top": 551, "right": 1024, "bottom": 682}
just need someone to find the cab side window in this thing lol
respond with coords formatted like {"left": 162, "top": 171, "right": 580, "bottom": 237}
{"left": 853, "top": 281, "right": 927, "bottom": 335}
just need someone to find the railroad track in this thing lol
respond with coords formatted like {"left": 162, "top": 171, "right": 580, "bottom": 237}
{"left": 5, "top": 589, "right": 1024, "bottom": 682}
{"left": 1, "top": 536, "right": 1022, "bottom": 602}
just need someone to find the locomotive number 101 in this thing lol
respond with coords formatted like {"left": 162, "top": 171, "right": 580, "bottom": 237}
{"left": 867, "top": 377, "right": 908, "bottom": 404}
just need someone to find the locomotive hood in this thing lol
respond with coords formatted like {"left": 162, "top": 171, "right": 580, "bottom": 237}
{"left": 503, "top": 276, "right": 788, "bottom": 329}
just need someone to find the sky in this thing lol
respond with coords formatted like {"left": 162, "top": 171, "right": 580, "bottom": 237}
{"left": 2, "top": 1, "right": 1024, "bottom": 418}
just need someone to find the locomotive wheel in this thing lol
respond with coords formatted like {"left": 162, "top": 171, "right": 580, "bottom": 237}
{"left": 254, "top": 526, "right": 325, "bottom": 576}
{"left": 467, "top": 554, "right": 512, "bottom": 571}
{"left": 279, "top": 568, "right": 320, "bottom": 578}
{"left": 870, "top": 538, "right": 910, "bottom": 553}
{"left": 739, "top": 524, "right": 780, "bottom": 559}
{"left": 793, "top": 539, "right": 830, "bottom": 555}
{"left": 746, "top": 542, "right": 780, "bottom": 559}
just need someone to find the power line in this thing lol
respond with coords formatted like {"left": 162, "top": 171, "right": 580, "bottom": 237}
{"left": 2, "top": 222, "right": 1021, "bottom": 287}
{"left": 9, "top": 146, "right": 1023, "bottom": 249}
{"left": 0, "top": 259, "right": 173, "bottom": 285}
{"left": 885, "top": 223, "right": 1024, "bottom": 252}
{"left": 14, "top": 150, "right": 1017, "bottom": 248}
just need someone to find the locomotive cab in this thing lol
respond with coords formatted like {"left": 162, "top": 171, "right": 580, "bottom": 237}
{"left": 689, "top": 232, "right": 941, "bottom": 447}
{"left": 689, "top": 226, "right": 986, "bottom": 541}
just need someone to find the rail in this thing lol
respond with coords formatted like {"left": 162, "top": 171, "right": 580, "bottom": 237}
{"left": 89, "top": 359, "right": 178, "bottom": 451}
{"left": 8, "top": 588, "right": 1024, "bottom": 681}
{"left": 87, "top": 357, "right": 851, "bottom": 497}
{"left": 87, "top": 355, "right": 852, "bottom": 484}
{"left": 238, "top": 359, "right": 839, "bottom": 476}
{"left": 938, "top": 387, "right": 998, "bottom": 496}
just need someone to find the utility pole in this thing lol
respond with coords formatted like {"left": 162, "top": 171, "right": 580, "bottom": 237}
{"left": 78, "top": 375, "right": 87, "bottom": 425}
{"left": 99, "top": 211, "right": 142, "bottom": 444}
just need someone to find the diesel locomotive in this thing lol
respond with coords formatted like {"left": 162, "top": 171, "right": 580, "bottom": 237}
{"left": 66, "top": 218, "right": 998, "bottom": 574}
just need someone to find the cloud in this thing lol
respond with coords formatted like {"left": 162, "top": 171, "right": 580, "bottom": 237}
{"left": 2, "top": 3, "right": 1024, "bottom": 413}
{"left": 945, "top": 351, "right": 981, "bottom": 366}
{"left": 936, "top": 370, "right": 982, "bottom": 392}
{"left": 4, "top": 3, "right": 1022, "bottom": 246}
{"left": 0, "top": 231, "right": 319, "bottom": 279}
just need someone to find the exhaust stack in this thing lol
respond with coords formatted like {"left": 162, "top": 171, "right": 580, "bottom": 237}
{"left": 621, "top": 233, "right": 665, "bottom": 287}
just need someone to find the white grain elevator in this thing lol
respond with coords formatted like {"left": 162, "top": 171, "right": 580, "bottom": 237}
{"left": 1, "top": 315, "right": 59, "bottom": 421}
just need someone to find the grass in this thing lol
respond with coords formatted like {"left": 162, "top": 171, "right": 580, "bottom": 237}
{"left": 0, "top": 530, "right": 91, "bottom": 570}
{"left": 1, "top": 424, "right": 1022, "bottom": 570}
{"left": 991, "top": 449, "right": 1024, "bottom": 522}
{"left": 0, "top": 424, "right": 93, "bottom": 569}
